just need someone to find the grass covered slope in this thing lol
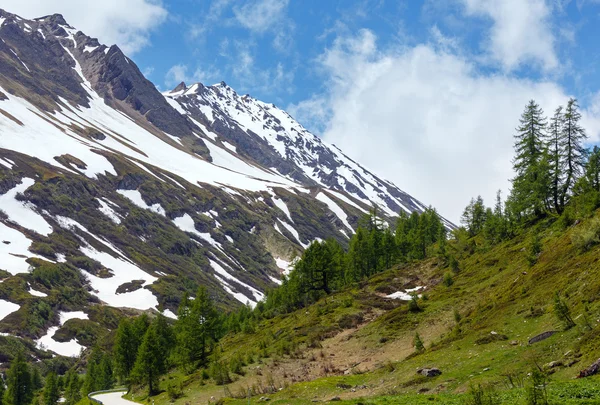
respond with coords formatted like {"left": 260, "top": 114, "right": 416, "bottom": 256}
{"left": 140, "top": 212, "right": 600, "bottom": 405}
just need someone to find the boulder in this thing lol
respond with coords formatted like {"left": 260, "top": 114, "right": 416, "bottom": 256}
{"left": 418, "top": 368, "right": 442, "bottom": 377}
{"left": 528, "top": 331, "right": 557, "bottom": 345}
{"left": 578, "top": 358, "right": 600, "bottom": 378}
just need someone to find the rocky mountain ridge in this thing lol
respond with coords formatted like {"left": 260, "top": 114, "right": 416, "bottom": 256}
{"left": 0, "top": 9, "right": 451, "bottom": 359}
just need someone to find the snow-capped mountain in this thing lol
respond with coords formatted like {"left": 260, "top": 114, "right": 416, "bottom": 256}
{"left": 0, "top": 9, "right": 452, "bottom": 357}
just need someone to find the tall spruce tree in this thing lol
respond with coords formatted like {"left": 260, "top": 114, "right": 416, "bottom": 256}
{"left": 461, "top": 196, "right": 486, "bottom": 236}
{"left": 5, "top": 352, "right": 33, "bottom": 405}
{"left": 559, "top": 98, "right": 588, "bottom": 208}
{"left": 511, "top": 100, "right": 548, "bottom": 218}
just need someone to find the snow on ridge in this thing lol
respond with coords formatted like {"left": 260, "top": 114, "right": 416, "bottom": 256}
{"left": 209, "top": 259, "right": 264, "bottom": 305}
{"left": 96, "top": 198, "right": 121, "bottom": 224}
{"left": 316, "top": 192, "right": 354, "bottom": 233}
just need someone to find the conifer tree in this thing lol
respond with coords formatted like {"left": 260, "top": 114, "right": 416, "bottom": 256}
{"left": 5, "top": 352, "right": 33, "bottom": 405}
{"left": 511, "top": 100, "right": 548, "bottom": 217}
{"left": 175, "top": 287, "right": 219, "bottom": 370}
{"left": 98, "top": 354, "right": 114, "bottom": 390}
{"left": 43, "top": 373, "right": 59, "bottom": 405}
{"left": 0, "top": 374, "right": 5, "bottom": 405}
{"left": 547, "top": 106, "right": 564, "bottom": 213}
{"left": 153, "top": 313, "right": 175, "bottom": 364}
{"left": 461, "top": 196, "right": 486, "bottom": 236}
{"left": 584, "top": 146, "right": 600, "bottom": 192}
{"left": 114, "top": 319, "right": 138, "bottom": 383}
{"left": 559, "top": 98, "right": 588, "bottom": 208}
{"left": 132, "top": 324, "right": 166, "bottom": 395}
{"left": 63, "top": 371, "right": 82, "bottom": 405}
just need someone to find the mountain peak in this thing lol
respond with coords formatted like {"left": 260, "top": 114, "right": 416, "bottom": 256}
{"left": 35, "top": 13, "right": 70, "bottom": 27}
{"left": 173, "top": 81, "right": 187, "bottom": 93}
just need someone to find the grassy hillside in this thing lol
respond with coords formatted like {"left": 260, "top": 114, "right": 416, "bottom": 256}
{"left": 130, "top": 211, "right": 600, "bottom": 405}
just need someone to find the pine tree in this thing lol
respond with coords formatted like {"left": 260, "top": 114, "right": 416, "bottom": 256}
{"left": 131, "top": 324, "right": 166, "bottom": 396}
{"left": 511, "top": 100, "right": 548, "bottom": 218}
{"left": 413, "top": 332, "right": 425, "bottom": 353}
{"left": 559, "top": 98, "right": 588, "bottom": 208}
{"left": 43, "top": 373, "right": 59, "bottom": 405}
{"left": 5, "top": 352, "right": 33, "bottom": 405}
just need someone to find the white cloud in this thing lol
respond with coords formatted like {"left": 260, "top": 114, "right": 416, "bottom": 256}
{"left": 233, "top": 0, "right": 289, "bottom": 33}
{"left": 305, "top": 29, "right": 600, "bottom": 223}
{"left": 2, "top": 0, "right": 167, "bottom": 54}
{"left": 461, "top": 0, "right": 558, "bottom": 71}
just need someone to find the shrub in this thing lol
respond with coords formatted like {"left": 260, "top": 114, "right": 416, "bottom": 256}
{"left": 167, "top": 382, "right": 183, "bottom": 400}
{"left": 209, "top": 361, "right": 231, "bottom": 385}
{"left": 525, "top": 368, "right": 549, "bottom": 405}
{"left": 553, "top": 292, "right": 576, "bottom": 330}
{"left": 571, "top": 218, "right": 600, "bottom": 251}
{"left": 443, "top": 272, "right": 454, "bottom": 287}
{"left": 413, "top": 332, "right": 425, "bottom": 353}
{"left": 527, "top": 234, "right": 542, "bottom": 266}
{"left": 463, "top": 384, "right": 500, "bottom": 405}
{"left": 408, "top": 296, "right": 421, "bottom": 313}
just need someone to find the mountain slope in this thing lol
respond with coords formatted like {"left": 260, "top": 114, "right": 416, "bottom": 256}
{"left": 0, "top": 9, "right": 450, "bottom": 359}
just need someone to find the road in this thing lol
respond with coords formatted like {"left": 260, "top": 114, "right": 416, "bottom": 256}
{"left": 91, "top": 392, "right": 135, "bottom": 405}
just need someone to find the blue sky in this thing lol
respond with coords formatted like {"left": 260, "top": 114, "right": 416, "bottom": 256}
{"left": 6, "top": 0, "right": 600, "bottom": 221}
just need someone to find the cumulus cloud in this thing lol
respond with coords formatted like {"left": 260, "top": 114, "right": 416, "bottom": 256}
{"left": 2, "top": 0, "right": 167, "bottom": 54}
{"left": 461, "top": 0, "right": 558, "bottom": 71}
{"left": 305, "top": 29, "right": 600, "bottom": 222}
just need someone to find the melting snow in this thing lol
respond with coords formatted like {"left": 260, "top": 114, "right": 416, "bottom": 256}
{"left": 96, "top": 198, "right": 121, "bottom": 224}
{"left": 316, "top": 192, "right": 354, "bottom": 233}
{"left": 209, "top": 259, "right": 264, "bottom": 305}
{"left": 0, "top": 299, "right": 20, "bottom": 321}
{"left": 386, "top": 286, "right": 424, "bottom": 301}
{"left": 36, "top": 311, "right": 88, "bottom": 357}
{"left": 117, "top": 190, "right": 166, "bottom": 216}
{"left": 0, "top": 223, "right": 44, "bottom": 275}
{"left": 28, "top": 284, "right": 47, "bottom": 297}
{"left": 0, "top": 178, "right": 53, "bottom": 235}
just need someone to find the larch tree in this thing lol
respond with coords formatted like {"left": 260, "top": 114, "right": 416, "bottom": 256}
{"left": 559, "top": 98, "right": 588, "bottom": 208}
{"left": 43, "top": 373, "right": 59, "bottom": 405}
{"left": 547, "top": 106, "right": 564, "bottom": 213}
{"left": 131, "top": 325, "right": 166, "bottom": 396}
{"left": 511, "top": 100, "right": 548, "bottom": 218}
{"left": 5, "top": 352, "right": 33, "bottom": 405}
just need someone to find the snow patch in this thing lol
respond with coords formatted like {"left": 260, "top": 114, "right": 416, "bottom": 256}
{"left": 117, "top": 190, "right": 165, "bottom": 216}
{"left": 0, "top": 178, "right": 53, "bottom": 235}
{"left": 0, "top": 299, "right": 20, "bottom": 321}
